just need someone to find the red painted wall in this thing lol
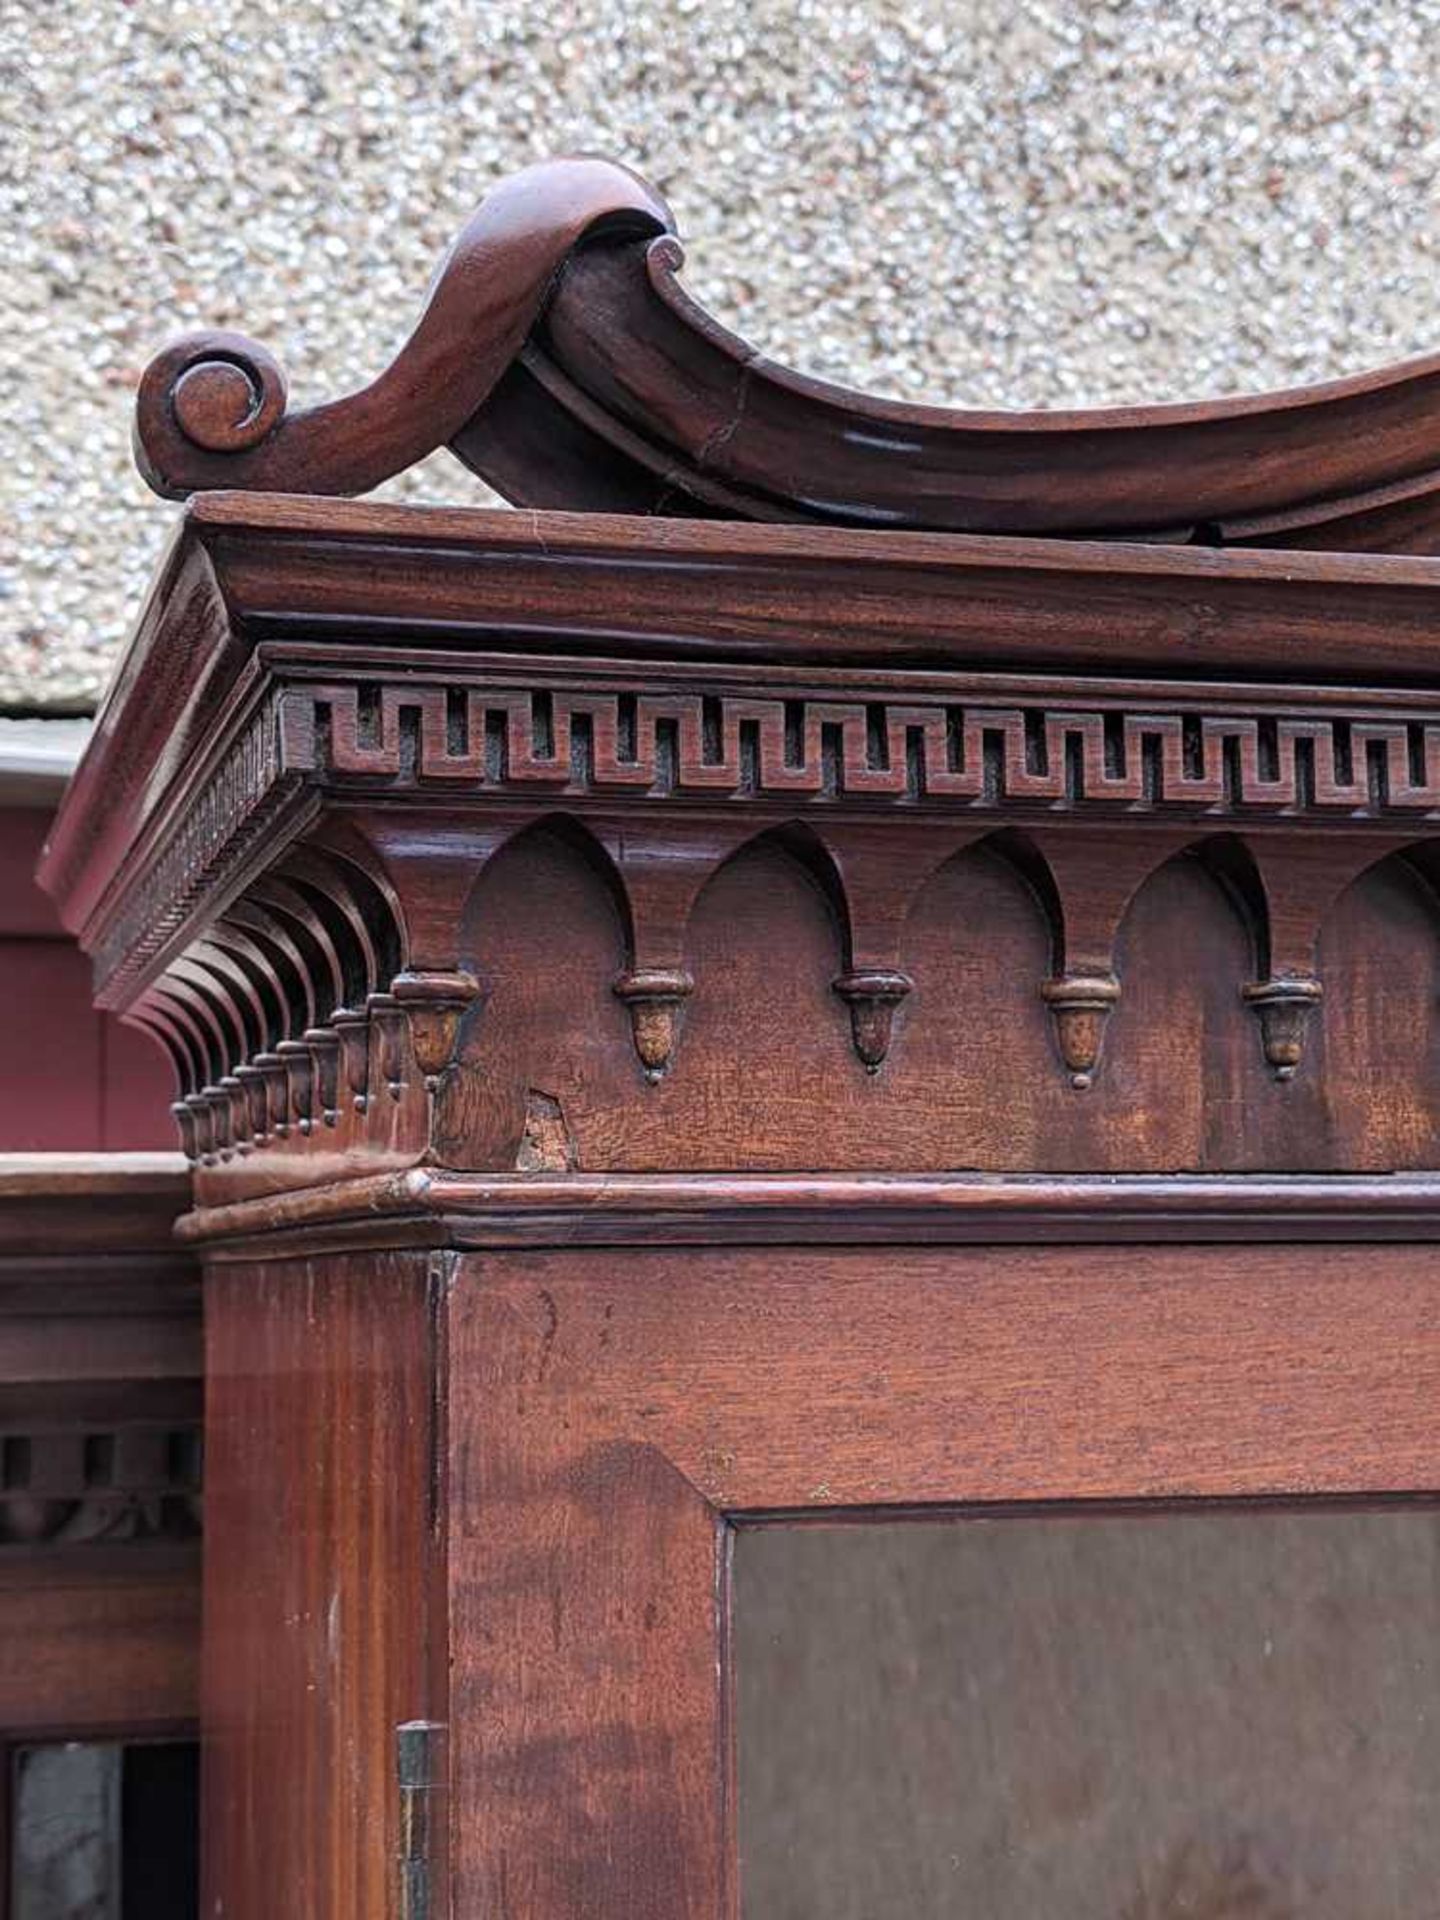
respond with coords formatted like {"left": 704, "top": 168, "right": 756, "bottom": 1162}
{"left": 0, "top": 806, "right": 174, "bottom": 1149}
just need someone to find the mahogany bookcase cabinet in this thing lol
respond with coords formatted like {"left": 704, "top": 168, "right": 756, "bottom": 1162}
{"left": 41, "top": 158, "right": 1440, "bottom": 1918}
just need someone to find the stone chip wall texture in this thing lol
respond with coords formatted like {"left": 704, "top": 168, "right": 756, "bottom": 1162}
{"left": 2, "top": 0, "right": 1438, "bottom": 710}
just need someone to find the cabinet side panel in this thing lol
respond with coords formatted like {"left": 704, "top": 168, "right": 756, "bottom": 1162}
{"left": 201, "top": 1251, "right": 444, "bottom": 1920}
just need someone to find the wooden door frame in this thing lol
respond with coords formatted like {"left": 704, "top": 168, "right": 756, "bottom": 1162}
{"left": 206, "top": 1168, "right": 1440, "bottom": 1920}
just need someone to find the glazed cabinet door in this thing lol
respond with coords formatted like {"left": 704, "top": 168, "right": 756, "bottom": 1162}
{"left": 445, "top": 1231, "right": 1440, "bottom": 1920}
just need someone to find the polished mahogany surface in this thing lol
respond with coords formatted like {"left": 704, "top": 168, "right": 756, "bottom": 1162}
{"left": 36, "top": 495, "right": 1440, "bottom": 1204}
{"left": 132, "top": 160, "right": 1440, "bottom": 553}
{"left": 201, "top": 1249, "right": 441, "bottom": 1920}
{"left": 438, "top": 1226, "right": 1440, "bottom": 1920}
{"left": 42, "top": 254, "right": 1440, "bottom": 1915}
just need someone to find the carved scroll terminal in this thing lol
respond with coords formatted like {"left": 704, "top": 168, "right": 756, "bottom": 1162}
{"left": 132, "top": 158, "right": 1440, "bottom": 553}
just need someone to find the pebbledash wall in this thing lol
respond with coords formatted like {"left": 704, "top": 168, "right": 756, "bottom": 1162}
{"left": 6, "top": 2, "right": 1440, "bottom": 712}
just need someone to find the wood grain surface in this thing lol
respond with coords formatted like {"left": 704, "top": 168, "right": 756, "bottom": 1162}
{"left": 201, "top": 1251, "right": 444, "bottom": 1920}
{"left": 42, "top": 447, "right": 1440, "bottom": 1920}
{"left": 446, "top": 1237, "right": 1440, "bottom": 1919}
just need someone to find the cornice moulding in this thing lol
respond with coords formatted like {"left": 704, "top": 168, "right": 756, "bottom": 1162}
{"left": 177, "top": 1170, "right": 1440, "bottom": 1254}
{"left": 39, "top": 496, "right": 1440, "bottom": 1001}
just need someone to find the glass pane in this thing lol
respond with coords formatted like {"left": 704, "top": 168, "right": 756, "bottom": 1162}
{"left": 735, "top": 1506, "right": 1440, "bottom": 1918}
{"left": 121, "top": 1743, "right": 200, "bottom": 1920}
{"left": 10, "top": 1741, "right": 199, "bottom": 1920}
{"left": 11, "top": 1745, "right": 120, "bottom": 1920}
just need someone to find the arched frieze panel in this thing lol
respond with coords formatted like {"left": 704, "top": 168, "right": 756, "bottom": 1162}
{"left": 304, "top": 819, "right": 411, "bottom": 974}
{"left": 890, "top": 835, "right": 1059, "bottom": 1170}
{"left": 985, "top": 830, "right": 1067, "bottom": 975}
{"left": 127, "top": 1000, "right": 206, "bottom": 1160}
{"left": 1065, "top": 843, "right": 1273, "bottom": 1172}
{"left": 272, "top": 845, "right": 400, "bottom": 1005}
{"left": 148, "top": 977, "right": 234, "bottom": 1157}
{"left": 437, "top": 818, "right": 635, "bottom": 1171}
{"left": 1312, "top": 850, "right": 1440, "bottom": 1170}
{"left": 455, "top": 810, "right": 636, "bottom": 965}
{"left": 172, "top": 950, "right": 285, "bottom": 1159}
{"left": 1036, "top": 844, "right": 1420, "bottom": 1182}
{"left": 192, "top": 933, "right": 283, "bottom": 1058}
{"left": 247, "top": 878, "right": 347, "bottom": 1020}
{"left": 1024, "top": 828, "right": 1190, "bottom": 1093}
{"left": 236, "top": 886, "right": 355, "bottom": 1132}
{"left": 207, "top": 918, "right": 325, "bottom": 1145}
{"left": 757, "top": 824, "right": 855, "bottom": 959}
{"left": 605, "top": 827, "right": 860, "bottom": 1171}
{"left": 259, "top": 843, "right": 411, "bottom": 1132}
{"left": 1188, "top": 837, "right": 1271, "bottom": 981}
{"left": 166, "top": 959, "right": 249, "bottom": 1079}
{"left": 270, "top": 864, "right": 375, "bottom": 1013}
{"left": 135, "top": 834, "right": 424, "bottom": 1169}
{"left": 218, "top": 905, "right": 318, "bottom": 1040}
{"left": 798, "top": 820, "right": 966, "bottom": 1074}
{"left": 132, "top": 994, "right": 205, "bottom": 1098}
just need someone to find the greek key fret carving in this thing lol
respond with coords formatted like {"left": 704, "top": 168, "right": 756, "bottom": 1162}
{"left": 288, "top": 682, "right": 1440, "bottom": 819}
{"left": 91, "top": 674, "right": 1440, "bottom": 1028}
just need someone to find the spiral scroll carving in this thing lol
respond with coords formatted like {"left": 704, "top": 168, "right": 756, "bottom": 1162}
{"left": 132, "top": 157, "right": 673, "bottom": 500}
{"left": 132, "top": 156, "right": 1440, "bottom": 547}
{"left": 169, "top": 337, "right": 287, "bottom": 453}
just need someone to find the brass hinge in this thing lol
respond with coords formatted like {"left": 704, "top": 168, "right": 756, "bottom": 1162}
{"left": 397, "top": 1720, "right": 445, "bottom": 1920}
